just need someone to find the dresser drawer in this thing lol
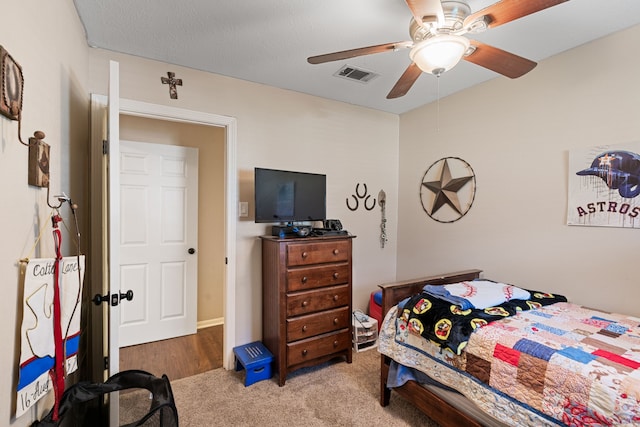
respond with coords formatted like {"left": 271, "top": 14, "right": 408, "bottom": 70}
{"left": 286, "top": 284, "right": 350, "bottom": 317}
{"left": 286, "top": 306, "right": 350, "bottom": 342}
{"left": 286, "top": 329, "right": 352, "bottom": 367}
{"left": 286, "top": 240, "right": 351, "bottom": 267}
{"left": 286, "top": 263, "right": 350, "bottom": 292}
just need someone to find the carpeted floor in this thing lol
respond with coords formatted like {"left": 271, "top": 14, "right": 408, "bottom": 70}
{"left": 120, "top": 348, "right": 440, "bottom": 426}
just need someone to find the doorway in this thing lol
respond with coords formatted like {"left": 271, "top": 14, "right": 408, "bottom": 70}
{"left": 89, "top": 94, "right": 238, "bottom": 385}
{"left": 117, "top": 115, "right": 225, "bottom": 374}
{"left": 118, "top": 139, "right": 199, "bottom": 347}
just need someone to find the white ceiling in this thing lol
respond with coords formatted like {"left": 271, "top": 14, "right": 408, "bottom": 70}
{"left": 73, "top": 0, "right": 640, "bottom": 115}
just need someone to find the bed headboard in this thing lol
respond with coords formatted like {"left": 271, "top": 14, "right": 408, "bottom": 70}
{"left": 378, "top": 269, "right": 482, "bottom": 318}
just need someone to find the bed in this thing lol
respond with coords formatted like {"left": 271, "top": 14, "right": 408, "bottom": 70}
{"left": 377, "top": 269, "right": 640, "bottom": 427}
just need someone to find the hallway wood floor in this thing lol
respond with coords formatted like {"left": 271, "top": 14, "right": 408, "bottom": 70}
{"left": 119, "top": 325, "right": 223, "bottom": 382}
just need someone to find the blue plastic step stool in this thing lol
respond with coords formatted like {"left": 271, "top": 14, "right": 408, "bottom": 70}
{"left": 233, "top": 341, "right": 274, "bottom": 386}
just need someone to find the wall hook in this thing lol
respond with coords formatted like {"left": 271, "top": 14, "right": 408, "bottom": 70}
{"left": 47, "top": 190, "right": 76, "bottom": 211}
{"left": 18, "top": 123, "right": 44, "bottom": 147}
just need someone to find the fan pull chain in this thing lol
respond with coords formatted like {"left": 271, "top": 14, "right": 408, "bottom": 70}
{"left": 436, "top": 75, "right": 441, "bottom": 132}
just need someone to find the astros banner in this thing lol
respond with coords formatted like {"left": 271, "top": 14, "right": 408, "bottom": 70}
{"left": 567, "top": 142, "right": 640, "bottom": 228}
{"left": 16, "top": 256, "right": 85, "bottom": 418}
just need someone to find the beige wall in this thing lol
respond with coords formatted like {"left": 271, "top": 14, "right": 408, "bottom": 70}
{"left": 397, "top": 24, "right": 640, "bottom": 317}
{"left": 2, "top": 3, "right": 400, "bottom": 423}
{"left": 87, "top": 47, "right": 401, "bottom": 355}
{"left": 0, "top": 1, "right": 91, "bottom": 425}
{"left": 119, "top": 115, "right": 226, "bottom": 323}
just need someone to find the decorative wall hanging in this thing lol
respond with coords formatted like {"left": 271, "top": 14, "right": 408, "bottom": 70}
{"left": 0, "top": 45, "right": 23, "bottom": 120}
{"left": 567, "top": 142, "right": 640, "bottom": 228}
{"left": 17, "top": 196, "right": 84, "bottom": 419}
{"left": 161, "top": 71, "right": 182, "bottom": 99}
{"left": 346, "top": 183, "right": 376, "bottom": 211}
{"left": 378, "top": 189, "right": 387, "bottom": 248}
{"left": 28, "top": 137, "right": 50, "bottom": 187}
{"left": 0, "top": 45, "right": 45, "bottom": 147}
{"left": 17, "top": 255, "right": 85, "bottom": 418}
{"left": 420, "top": 157, "right": 476, "bottom": 223}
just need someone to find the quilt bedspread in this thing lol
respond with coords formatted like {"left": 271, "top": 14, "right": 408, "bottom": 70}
{"left": 402, "top": 288, "right": 567, "bottom": 355}
{"left": 379, "top": 302, "right": 640, "bottom": 426}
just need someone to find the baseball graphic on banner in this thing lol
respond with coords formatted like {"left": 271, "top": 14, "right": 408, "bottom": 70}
{"left": 567, "top": 142, "right": 640, "bottom": 228}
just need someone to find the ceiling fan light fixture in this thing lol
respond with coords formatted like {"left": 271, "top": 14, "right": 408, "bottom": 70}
{"left": 410, "top": 35, "right": 470, "bottom": 76}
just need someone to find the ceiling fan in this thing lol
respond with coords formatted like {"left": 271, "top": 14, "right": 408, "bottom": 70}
{"left": 307, "top": 0, "right": 569, "bottom": 99}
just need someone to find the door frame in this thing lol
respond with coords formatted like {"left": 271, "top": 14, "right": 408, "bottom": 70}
{"left": 90, "top": 95, "right": 238, "bottom": 378}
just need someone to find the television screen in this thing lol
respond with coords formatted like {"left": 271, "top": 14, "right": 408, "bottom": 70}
{"left": 254, "top": 168, "right": 326, "bottom": 223}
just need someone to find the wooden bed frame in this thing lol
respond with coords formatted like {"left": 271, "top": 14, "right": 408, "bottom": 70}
{"left": 378, "top": 269, "right": 486, "bottom": 427}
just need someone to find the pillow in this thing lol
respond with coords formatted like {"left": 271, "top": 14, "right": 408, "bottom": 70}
{"left": 373, "top": 290, "right": 383, "bottom": 306}
{"left": 422, "top": 279, "right": 531, "bottom": 310}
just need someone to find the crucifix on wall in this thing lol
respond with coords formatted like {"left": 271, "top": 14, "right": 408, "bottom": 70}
{"left": 161, "top": 71, "right": 182, "bottom": 99}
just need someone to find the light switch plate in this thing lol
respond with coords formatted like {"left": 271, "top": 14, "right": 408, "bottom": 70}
{"left": 239, "top": 201, "right": 249, "bottom": 217}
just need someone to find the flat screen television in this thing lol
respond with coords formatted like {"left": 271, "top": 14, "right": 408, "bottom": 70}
{"left": 254, "top": 167, "right": 326, "bottom": 223}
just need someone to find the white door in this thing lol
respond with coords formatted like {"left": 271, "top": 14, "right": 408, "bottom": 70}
{"left": 118, "top": 140, "right": 198, "bottom": 347}
{"left": 107, "top": 60, "right": 121, "bottom": 425}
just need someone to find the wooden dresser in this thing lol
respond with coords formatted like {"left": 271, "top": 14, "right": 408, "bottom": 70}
{"left": 261, "top": 235, "right": 354, "bottom": 386}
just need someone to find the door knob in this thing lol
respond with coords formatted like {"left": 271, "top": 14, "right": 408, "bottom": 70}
{"left": 93, "top": 293, "right": 110, "bottom": 306}
{"left": 120, "top": 290, "right": 134, "bottom": 302}
{"left": 93, "top": 290, "right": 134, "bottom": 306}
{"left": 188, "top": 248, "right": 196, "bottom": 254}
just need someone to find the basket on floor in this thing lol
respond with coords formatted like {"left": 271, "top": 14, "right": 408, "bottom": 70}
{"left": 31, "top": 369, "right": 178, "bottom": 427}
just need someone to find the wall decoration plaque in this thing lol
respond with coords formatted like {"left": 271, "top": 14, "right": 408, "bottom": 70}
{"left": 28, "top": 138, "right": 50, "bottom": 187}
{"left": 0, "top": 45, "right": 24, "bottom": 120}
{"left": 567, "top": 142, "right": 640, "bottom": 228}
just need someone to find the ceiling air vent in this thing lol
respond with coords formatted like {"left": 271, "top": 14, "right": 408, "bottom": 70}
{"left": 334, "top": 65, "right": 378, "bottom": 83}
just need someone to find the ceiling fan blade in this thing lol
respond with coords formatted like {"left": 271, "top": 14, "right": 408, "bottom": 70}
{"left": 405, "top": 0, "right": 445, "bottom": 27}
{"left": 307, "top": 41, "right": 412, "bottom": 64}
{"left": 463, "top": 0, "right": 568, "bottom": 29}
{"left": 464, "top": 40, "right": 537, "bottom": 79}
{"left": 387, "top": 63, "right": 423, "bottom": 99}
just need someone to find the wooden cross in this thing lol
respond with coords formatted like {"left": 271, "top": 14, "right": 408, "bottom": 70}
{"left": 161, "top": 72, "right": 182, "bottom": 99}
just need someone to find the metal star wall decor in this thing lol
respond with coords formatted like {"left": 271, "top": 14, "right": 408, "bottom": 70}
{"left": 420, "top": 157, "right": 476, "bottom": 223}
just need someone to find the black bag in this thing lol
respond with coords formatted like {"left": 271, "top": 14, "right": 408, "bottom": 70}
{"left": 31, "top": 370, "right": 178, "bottom": 427}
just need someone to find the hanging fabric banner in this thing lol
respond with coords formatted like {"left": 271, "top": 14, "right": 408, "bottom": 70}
{"left": 16, "top": 256, "right": 85, "bottom": 418}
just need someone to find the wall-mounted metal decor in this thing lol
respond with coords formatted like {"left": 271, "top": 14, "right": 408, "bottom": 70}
{"left": 378, "top": 189, "right": 387, "bottom": 248}
{"left": 420, "top": 157, "right": 476, "bottom": 223}
{"left": 0, "top": 45, "right": 24, "bottom": 121}
{"left": 346, "top": 183, "right": 376, "bottom": 211}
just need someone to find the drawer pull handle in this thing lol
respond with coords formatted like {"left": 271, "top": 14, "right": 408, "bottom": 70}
{"left": 301, "top": 251, "right": 308, "bottom": 258}
{"left": 302, "top": 325, "right": 308, "bottom": 332}
{"left": 333, "top": 249, "right": 339, "bottom": 255}
{"left": 333, "top": 295, "right": 339, "bottom": 301}
{"left": 302, "top": 301, "right": 309, "bottom": 307}
{"left": 302, "top": 349, "right": 308, "bottom": 357}
{"left": 332, "top": 272, "right": 339, "bottom": 280}
{"left": 301, "top": 276, "right": 308, "bottom": 284}
{"left": 333, "top": 340, "right": 339, "bottom": 347}
{"left": 333, "top": 318, "right": 339, "bottom": 325}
